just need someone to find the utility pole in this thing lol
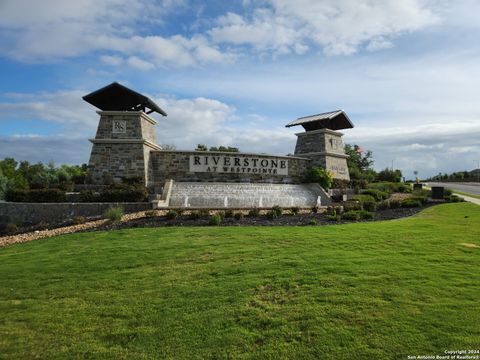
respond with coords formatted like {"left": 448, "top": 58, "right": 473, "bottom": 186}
{"left": 391, "top": 159, "right": 394, "bottom": 170}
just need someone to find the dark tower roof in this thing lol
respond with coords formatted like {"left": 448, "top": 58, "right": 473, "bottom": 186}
{"left": 82, "top": 82, "right": 167, "bottom": 116}
{"left": 286, "top": 110, "right": 353, "bottom": 131}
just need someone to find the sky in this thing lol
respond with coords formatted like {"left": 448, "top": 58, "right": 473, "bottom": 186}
{"left": 0, "top": 0, "right": 479, "bottom": 179}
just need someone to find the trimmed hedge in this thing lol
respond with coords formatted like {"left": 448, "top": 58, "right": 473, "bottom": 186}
{"left": 5, "top": 188, "right": 67, "bottom": 203}
{"left": 79, "top": 184, "right": 147, "bottom": 202}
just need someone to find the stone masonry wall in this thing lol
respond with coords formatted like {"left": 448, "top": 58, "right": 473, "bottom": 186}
{"left": 88, "top": 142, "right": 150, "bottom": 184}
{"left": 87, "top": 111, "right": 158, "bottom": 186}
{"left": 151, "top": 151, "right": 311, "bottom": 188}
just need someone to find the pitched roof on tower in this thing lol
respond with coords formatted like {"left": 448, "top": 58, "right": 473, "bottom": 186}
{"left": 82, "top": 82, "right": 167, "bottom": 116}
{"left": 286, "top": 110, "right": 353, "bottom": 131}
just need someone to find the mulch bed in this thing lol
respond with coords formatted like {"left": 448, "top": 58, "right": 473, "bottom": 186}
{"left": 82, "top": 203, "right": 439, "bottom": 233}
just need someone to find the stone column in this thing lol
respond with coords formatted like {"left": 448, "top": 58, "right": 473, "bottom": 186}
{"left": 294, "top": 128, "right": 350, "bottom": 180}
{"left": 86, "top": 111, "right": 161, "bottom": 188}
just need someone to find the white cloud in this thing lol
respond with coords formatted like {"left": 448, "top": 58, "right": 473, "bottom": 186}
{"left": 126, "top": 56, "right": 155, "bottom": 71}
{"left": 0, "top": 0, "right": 234, "bottom": 67}
{"left": 210, "top": 0, "right": 439, "bottom": 56}
{"left": 0, "top": 90, "right": 95, "bottom": 132}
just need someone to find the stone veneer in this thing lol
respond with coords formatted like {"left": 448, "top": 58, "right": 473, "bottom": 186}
{"left": 87, "top": 111, "right": 160, "bottom": 187}
{"left": 151, "top": 150, "right": 311, "bottom": 189}
{"left": 294, "top": 128, "right": 350, "bottom": 180}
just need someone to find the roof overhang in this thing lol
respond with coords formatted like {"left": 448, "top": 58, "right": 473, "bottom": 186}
{"left": 286, "top": 110, "right": 354, "bottom": 131}
{"left": 82, "top": 82, "right": 167, "bottom": 116}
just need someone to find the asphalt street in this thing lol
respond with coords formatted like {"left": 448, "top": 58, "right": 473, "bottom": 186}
{"left": 427, "top": 182, "right": 480, "bottom": 196}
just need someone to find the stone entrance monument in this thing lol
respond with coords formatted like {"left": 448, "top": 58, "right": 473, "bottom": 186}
{"left": 83, "top": 82, "right": 167, "bottom": 188}
{"left": 83, "top": 83, "right": 355, "bottom": 208}
{"left": 286, "top": 110, "right": 353, "bottom": 180}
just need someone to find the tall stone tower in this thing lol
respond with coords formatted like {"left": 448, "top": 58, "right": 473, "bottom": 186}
{"left": 83, "top": 82, "right": 167, "bottom": 188}
{"left": 286, "top": 110, "right": 353, "bottom": 180}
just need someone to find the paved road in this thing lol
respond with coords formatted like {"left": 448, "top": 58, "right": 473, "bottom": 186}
{"left": 427, "top": 182, "right": 480, "bottom": 196}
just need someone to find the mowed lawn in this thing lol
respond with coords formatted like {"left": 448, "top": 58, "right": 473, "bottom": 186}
{"left": 0, "top": 204, "right": 479, "bottom": 359}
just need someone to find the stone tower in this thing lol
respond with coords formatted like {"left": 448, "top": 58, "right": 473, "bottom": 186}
{"left": 286, "top": 110, "right": 353, "bottom": 180}
{"left": 83, "top": 82, "right": 167, "bottom": 188}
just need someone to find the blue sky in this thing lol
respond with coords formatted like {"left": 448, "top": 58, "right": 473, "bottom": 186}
{"left": 1, "top": 0, "right": 479, "bottom": 178}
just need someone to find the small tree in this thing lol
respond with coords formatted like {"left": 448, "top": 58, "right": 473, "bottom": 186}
{"left": 377, "top": 168, "right": 402, "bottom": 183}
{"left": 195, "top": 144, "right": 208, "bottom": 151}
{"left": 305, "top": 167, "right": 333, "bottom": 190}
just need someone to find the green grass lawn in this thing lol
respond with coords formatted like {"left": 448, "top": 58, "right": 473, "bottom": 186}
{"left": 0, "top": 203, "right": 479, "bottom": 359}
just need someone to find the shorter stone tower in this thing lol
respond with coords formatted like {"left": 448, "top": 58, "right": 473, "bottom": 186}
{"left": 286, "top": 110, "right": 353, "bottom": 180}
{"left": 83, "top": 82, "right": 167, "bottom": 188}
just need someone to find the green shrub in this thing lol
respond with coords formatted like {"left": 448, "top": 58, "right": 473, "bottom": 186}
{"left": 448, "top": 195, "right": 464, "bottom": 203}
{"left": 79, "top": 190, "right": 100, "bottom": 202}
{"left": 343, "top": 201, "right": 361, "bottom": 212}
{"left": 266, "top": 209, "right": 278, "bottom": 219}
{"left": 166, "top": 210, "right": 178, "bottom": 220}
{"left": 5, "top": 188, "right": 67, "bottom": 203}
{"left": 367, "top": 182, "right": 410, "bottom": 194}
{"left": 412, "top": 189, "right": 430, "bottom": 198}
{"left": 99, "top": 185, "right": 147, "bottom": 202}
{"left": 341, "top": 210, "right": 373, "bottom": 220}
{"left": 326, "top": 205, "right": 343, "bottom": 216}
{"left": 234, "top": 212, "right": 244, "bottom": 220}
{"left": 341, "top": 210, "right": 361, "bottom": 221}
{"left": 409, "top": 195, "right": 428, "bottom": 204}
{"left": 5, "top": 222, "right": 18, "bottom": 233}
{"left": 72, "top": 216, "right": 86, "bottom": 225}
{"left": 224, "top": 210, "right": 234, "bottom": 218}
{"left": 352, "top": 194, "right": 376, "bottom": 203}
{"left": 326, "top": 215, "right": 340, "bottom": 222}
{"left": 377, "top": 200, "right": 390, "bottom": 210}
{"left": 362, "top": 189, "right": 389, "bottom": 201}
{"left": 103, "top": 207, "right": 123, "bottom": 222}
{"left": 290, "top": 207, "right": 300, "bottom": 215}
{"left": 305, "top": 167, "right": 333, "bottom": 190}
{"left": 248, "top": 208, "right": 260, "bottom": 217}
{"left": 308, "top": 219, "right": 318, "bottom": 225}
{"left": 443, "top": 188, "right": 453, "bottom": 196}
{"left": 357, "top": 210, "right": 374, "bottom": 219}
{"left": 401, "top": 198, "right": 422, "bottom": 208}
{"left": 271, "top": 205, "right": 283, "bottom": 217}
{"left": 362, "top": 201, "right": 377, "bottom": 212}
{"left": 209, "top": 214, "right": 222, "bottom": 226}
{"left": 389, "top": 199, "right": 402, "bottom": 209}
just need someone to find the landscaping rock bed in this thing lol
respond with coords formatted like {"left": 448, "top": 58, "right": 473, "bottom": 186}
{"left": 83, "top": 203, "right": 439, "bottom": 233}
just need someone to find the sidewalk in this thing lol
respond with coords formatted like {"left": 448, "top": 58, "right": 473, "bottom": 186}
{"left": 455, "top": 193, "right": 480, "bottom": 205}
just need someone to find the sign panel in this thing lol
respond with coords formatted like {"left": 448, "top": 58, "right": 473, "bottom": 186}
{"left": 112, "top": 120, "right": 127, "bottom": 133}
{"left": 189, "top": 155, "right": 288, "bottom": 175}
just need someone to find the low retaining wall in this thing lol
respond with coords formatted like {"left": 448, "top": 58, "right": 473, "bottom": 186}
{"left": 0, "top": 202, "right": 152, "bottom": 226}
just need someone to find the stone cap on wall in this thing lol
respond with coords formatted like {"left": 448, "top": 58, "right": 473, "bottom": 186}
{"left": 151, "top": 149, "right": 312, "bottom": 160}
{"left": 294, "top": 128, "right": 344, "bottom": 137}
{"left": 96, "top": 110, "right": 158, "bottom": 125}
{"left": 89, "top": 138, "right": 162, "bottom": 150}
